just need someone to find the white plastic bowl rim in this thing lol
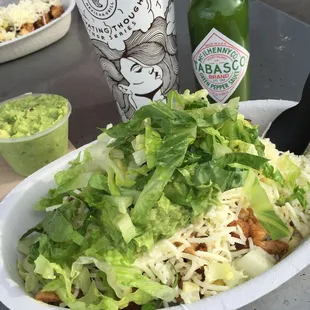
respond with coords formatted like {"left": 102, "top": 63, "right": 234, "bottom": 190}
{"left": 1, "top": 99, "right": 309, "bottom": 310}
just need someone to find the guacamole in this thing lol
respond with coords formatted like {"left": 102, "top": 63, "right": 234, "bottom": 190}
{"left": 0, "top": 94, "right": 71, "bottom": 177}
{"left": 0, "top": 94, "right": 69, "bottom": 138}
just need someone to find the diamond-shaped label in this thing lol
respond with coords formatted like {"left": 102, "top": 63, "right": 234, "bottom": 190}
{"left": 192, "top": 28, "right": 250, "bottom": 103}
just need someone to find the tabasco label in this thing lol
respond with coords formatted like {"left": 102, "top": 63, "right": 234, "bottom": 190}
{"left": 192, "top": 28, "right": 250, "bottom": 103}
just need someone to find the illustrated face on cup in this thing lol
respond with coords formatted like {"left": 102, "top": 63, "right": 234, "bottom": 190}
{"left": 118, "top": 57, "right": 163, "bottom": 95}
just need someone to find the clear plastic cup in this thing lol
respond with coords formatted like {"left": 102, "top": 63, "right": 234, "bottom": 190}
{"left": 0, "top": 93, "right": 72, "bottom": 177}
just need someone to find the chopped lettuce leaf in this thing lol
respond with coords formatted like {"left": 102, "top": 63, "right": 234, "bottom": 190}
{"left": 73, "top": 266, "right": 91, "bottom": 295}
{"left": 243, "top": 170, "right": 290, "bottom": 239}
{"left": 133, "top": 149, "right": 147, "bottom": 166}
{"left": 34, "top": 255, "right": 56, "bottom": 279}
{"left": 276, "top": 154, "right": 301, "bottom": 187}
{"left": 53, "top": 172, "right": 94, "bottom": 197}
{"left": 145, "top": 123, "right": 162, "bottom": 169}
{"left": 167, "top": 89, "right": 209, "bottom": 110}
{"left": 134, "top": 231, "right": 154, "bottom": 252}
{"left": 25, "top": 273, "right": 40, "bottom": 293}
{"left": 234, "top": 247, "right": 276, "bottom": 278}
{"left": 42, "top": 209, "right": 84, "bottom": 245}
{"left": 278, "top": 185, "right": 308, "bottom": 209}
{"left": 193, "top": 162, "right": 247, "bottom": 191}
{"left": 204, "top": 262, "right": 234, "bottom": 283}
{"left": 131, "top": 166, "right": 175, "bottom": 226}
{"left": 88, "top": 172, "right": 109, "bottom": 193}
{"left": 216, "top": 152, "right": 269, "bottom": 170}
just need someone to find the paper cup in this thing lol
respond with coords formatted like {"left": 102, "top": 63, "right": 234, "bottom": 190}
{"left": 76, "top": 0, "right": 179, "bottom": 121}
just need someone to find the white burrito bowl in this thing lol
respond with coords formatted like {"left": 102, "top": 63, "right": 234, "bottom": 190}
{"left": 0, "top": 0, "right": 76, "bottom": 64}
{"left": 1, "top": 99, "right": 309, "bottom": 310}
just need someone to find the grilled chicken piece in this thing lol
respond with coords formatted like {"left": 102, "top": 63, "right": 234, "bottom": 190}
{"left": 184, "top": 246, "right": 196, "bottom": 255}
{"left": 19, "top": 23, "right": 35, "bottom": 35}
{"left": 35, "top": 291, "right": 60, "bottom": 304}
{"left": 247, "top": 208, "right": 288, "bottom": 256}
{"left": 178, "top": 275, "right": 183, "bottom": 289}
{"left": 34, "top": 13, "right": 51, "bottom": 28}
{"left": 248, "top": 218, "right": 268, "bottom": 245}
{"left": 228, "top": 219, "right": 250, "bottom": 239}
{"left": 256, "top": 240, "right": 289, "bottom": 255}
{"left": 50, "top": 5, "right": 64, "bottom": 19}
{"left": 174, "top": 242, "right": 182, "bottom": 247}
{"left": 196, "top": 243, "right": 208, "bottom": 252}
{"left": 238, "top": 208, "right": 250, "bottom": 220}
{"left": 175, "top": 240, "right": 208, "bottom": 255}
{"left": 125, "top": 302, "right": 142, "bottom": 310}
{"left": 229, "top": 208, "right": 288, "bottom": 256}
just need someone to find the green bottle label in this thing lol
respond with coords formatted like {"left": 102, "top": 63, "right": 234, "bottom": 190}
{"left": 192, "top": 28, "right": 250, "bottom": 103}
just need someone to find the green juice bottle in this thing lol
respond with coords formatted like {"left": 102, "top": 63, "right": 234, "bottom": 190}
{"left": 188, "top": 0, "right": 250, "bottom": 103}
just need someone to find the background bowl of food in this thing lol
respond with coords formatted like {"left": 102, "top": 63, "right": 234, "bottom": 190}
{"left": 2, "top": 93, "right": 310, "bottom": 310}
{"left": 0, "top": 0, "right": 75, "bottom": 64}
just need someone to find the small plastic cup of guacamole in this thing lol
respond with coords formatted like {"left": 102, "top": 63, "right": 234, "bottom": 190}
{"left": 0, "top": 93, "right": 72, "bottom": 177}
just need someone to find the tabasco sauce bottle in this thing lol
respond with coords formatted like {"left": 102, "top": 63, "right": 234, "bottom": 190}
{"left": 188, "top": 0, "right": 250, "bottom": 103}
